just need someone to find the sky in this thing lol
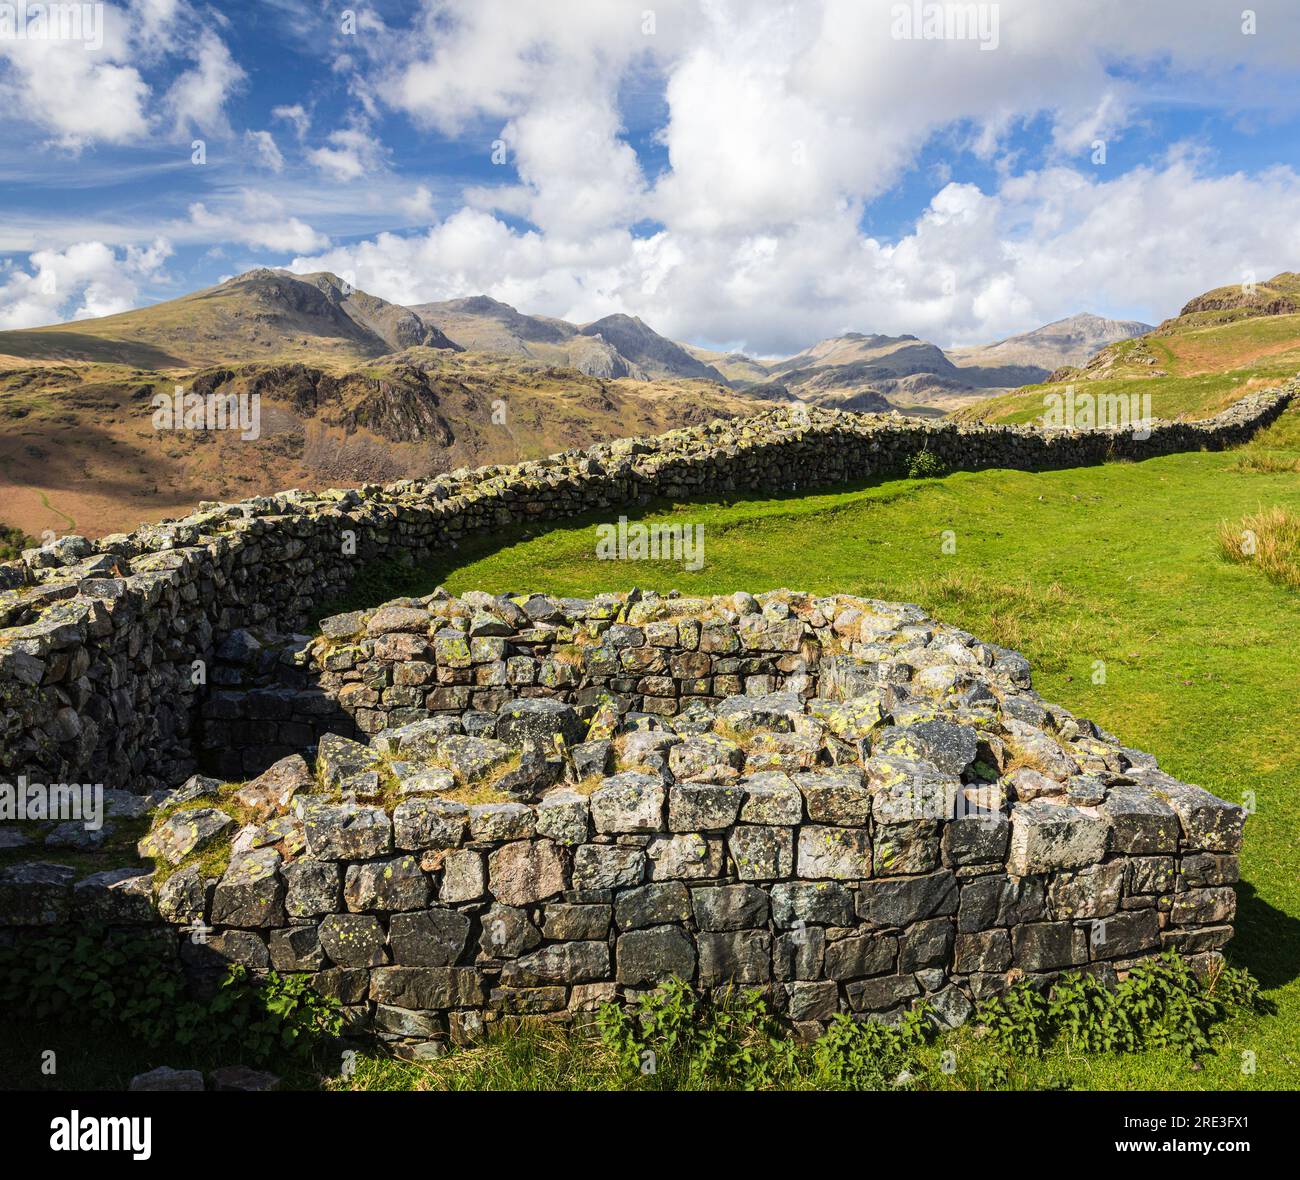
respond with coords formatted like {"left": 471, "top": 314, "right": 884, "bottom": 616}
{"left": 2, "top": 0, "right": 1300, "bottom": 356}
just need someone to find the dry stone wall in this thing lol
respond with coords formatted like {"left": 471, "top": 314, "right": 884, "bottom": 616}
{"left": 0, "top": 382, "right": 1293, "bottom": 793}
{"left": 0, "top": 589, "right": 1245, "bottom": 1053}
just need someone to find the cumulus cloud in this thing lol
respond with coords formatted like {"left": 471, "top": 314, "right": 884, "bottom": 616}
{"left": 0, "top": 1, "right": 246, "bottom": 148}
{"left": 0, "top": 238, "right": 172, "bottom": 329}
{"left": 306, "top": 125, "right": 388, "bottom": 182}
{"left": 12, "top": 0, "right": 1300, "bottom": 352}
{"left": 187, "top": 190, "right": 329, "bottom": 254}
{"left": 167, "top": 30, "right": 246, "bottom": 136}
{"left": 0, "top": 3, "right": 150, "bottom": 147}
{"left": 284, "top": 0, "right": 1290, "bottom": 352}
{"left": 291, "top": 157, "right": 1300, "bottom": 354}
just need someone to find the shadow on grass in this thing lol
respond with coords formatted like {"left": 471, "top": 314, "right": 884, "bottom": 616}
{"left": 1230, "top": 880, "right": 1300, "bottom": 993}
{"left": 307, "top": 472, "right": 951, "bottom": 626}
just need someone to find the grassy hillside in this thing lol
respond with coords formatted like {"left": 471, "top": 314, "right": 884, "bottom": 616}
{"left": 0, "top": 270, "right": 459, "bottom": 371}
{"left": 961, "top": 273, "right": 1300, "bottom": 425}
{"left": 304, "top": 402, "right": 1300, "bottom": 1092}
{"left": 0, "top": 351, "right": 758, "bottom": 539}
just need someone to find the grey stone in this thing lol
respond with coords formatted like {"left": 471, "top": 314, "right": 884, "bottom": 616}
{"left": 496, "top": 697, "right": 584, "bottom": 754}
{"left": 269, "top": 925, "right": 326, "bottom": 971}
{"left": 796, "top": 824, "right": 871, "bottom": 880}
{"left": 138, "top": 807, "right": 234, "bottom": 866}
{"left": 874, "top": 719, "right": 979, "bottom": 777}
{"left": 389, "top": 909, "right": 471, "bottom": 966}
{"left": 488, "top": 839, "right": 567, "bottom": 906}
{"left": 770, "top": 881, "right": 855, "bottom": 927}
{"left": 691, "top": 884, "right": 769, "bottom": 931}
{"left": 543, "top": 903, "right": 611, "bottom": 941}
{"left": 439, "top": 849, "right": 487, "bottom": 903}
{"left": 573, "top": 844, "right": 646, "bottom": 891}
{"left": 284, "top": 858, "right": 341, "bottom": 917}
{"left": 299, "top": 799, "right": 392, "bottom": 860}
{"left": 591, "top": 772, "right": 666, "bottom": 833}
{"left": 794, "top": 767, "right": 872, "bottom": 826}
{"left": 129, "top": 1066, "right": 204, "bottom": 1092}
{"left": 73, "top": 868, "right": 155, "bottom": 924}
{"left": 393, "top": 797, "right": 468, "bottom": 850}
{"left": 615, "top": 882, "right": 692, "bottom": 929}
{"left": 739, "top": 772, "right": 803, "bottom": 824}
{"left": 824, "top": 932, "right": 897, "bottom": 981}
{"left": 846, "top": 973, "right": 919, "bottom": 1013}
{"left": 698, "top": 930, "right": 771, "bottom": 986}
{"left": 1012, "top": 921, "right": 1088, "bottom": 971}
{"left": 501, "top": 941, "right": 610, "bottom": 986}
{"left": 479, "top": 903, "right": 542, "bottom": 958}
{"left": 668, "top": 783, "right": 744, "bottom": 831}
{"left": 616, "top": 926, "right": 697, "bottom": 986}
{"left": 211, "top": 848, "right": 285, "bottom": 927}
{"left": 468, "top": 802, "right": 535, "bottom": 842}
{"left": 1007, "top": 801, "right": 1108, "bottom": 875}
{"left": 319, "top": 914, "right": 388, "bottom": 967}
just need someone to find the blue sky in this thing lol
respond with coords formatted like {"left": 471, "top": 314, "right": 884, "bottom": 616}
{"left": 3, "top": 0, "right": 1300, "bottom": 354}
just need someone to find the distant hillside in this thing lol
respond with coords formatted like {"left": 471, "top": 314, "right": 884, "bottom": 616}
{"left": 413, "top": 297, "right": 728, "bottom": 384}
{"left": 949, "top": 312, "right": 1153, "bottom": 375}
{"left": 746, "top": 332, "right": 980, "bottom": 412}
{"left": 959, "top": 272, "right": 1300, "bottom": 425}
{"left": 0, "top": 269, "right": 781, "bottom": 539}
{"left": 0, "top": 350, "right": 759, "bottom": 540}
{"left": 0, "top": 269, "right": 461, "bottom": 370}
{"left": 681, "top": 345, "right": 773, "bottom": 386}
{"left": 702, "top": 316, "right": 1149, "bottom": 414}
{"left": 579, "top": 313, "right": 725, "bottom": 383}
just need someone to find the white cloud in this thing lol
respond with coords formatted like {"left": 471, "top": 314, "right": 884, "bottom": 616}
{"left": 12, "top": 0, "right": 1300, "bottom": 355}
{"left": 246, "top": 129, "right": 285, "bottom": 172}
{"left": 187, "top": 190, "right": 329, "bottom": 254}
{"left": 167, "top": 30, "right": 245, "bottom": 135}
{"left": 272, "top": 103, "right": 311, "bottom": 141}
{"left": 307, "top": 126, "right": 387, "bottom": 182}
{"left": 0, "top": 3, "right": 150, "bottom": 147}
{"left": 283, "top": 0, "right": 1298, "bottom": 352}
{"left": 399, "top": 185, "right": 436, "bottom": 220}
{"left": 0, "top": 237, "right": 172, "bottom": 329}
{"left": 291, "top": 156, "right": 1300, "bottom": 354}
{"left": 0, "top": 1, "right": 247, "bottom": 148}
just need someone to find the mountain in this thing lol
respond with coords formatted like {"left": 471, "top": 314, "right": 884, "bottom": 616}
{"left": 681, "top": 345, "right": 773, "bottom": 386}
{"left": 959, "top": 272, "right": 1300, "bottom": 425}
{"left": 949, "top": 312, "right": 1154, "bottom": 374}
{"left": 412, "top": 297, "right": 728, "bottom": 384}
{"left": 577, "top": 314, "right": 726, "bottom": 382}
{"left": 733, "top": 315, "right": 1153, "bottom": 413}
{"left": 0, "top": 271, "right": 765, "bottom": 540}
{"left": 0, "top": 269, "right": 461, "bottom": 370}
{"left": 0, "top": 350, "right": 760, "bottom": 540}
